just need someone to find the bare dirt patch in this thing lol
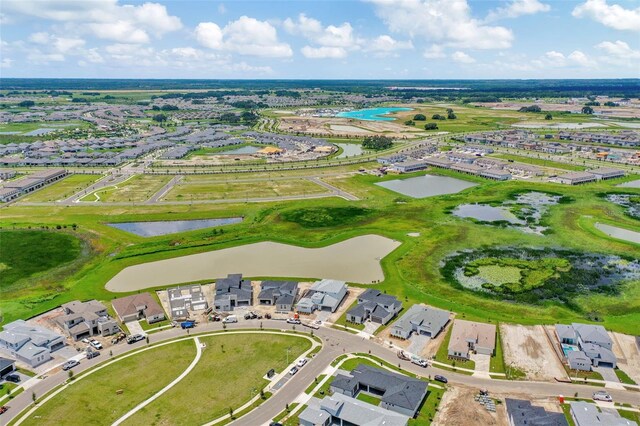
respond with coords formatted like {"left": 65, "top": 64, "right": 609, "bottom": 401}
{"left": 278, "top": 116, "right": 424, "bottom": 138}
{"left": 611, "top": 332, "right": 640, "bottom": 384}
{"left": 501, "top": 324, "right": 567, "bottom": 381}
{"left": 433, "top": 386, "right": 508, "bottom": 426}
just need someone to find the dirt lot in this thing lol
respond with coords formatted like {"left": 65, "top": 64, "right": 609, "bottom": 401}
{"left": 278, "top": 116, "right": 425, "bottom": 138}
{"left": 500, "top": 324, "right": 567, "bottom": 381}
{"left": 611, "top": 332, "right": 640, "bottom": 384}
{"left": 433, "top": 386, "right": 507, "bottom": 426}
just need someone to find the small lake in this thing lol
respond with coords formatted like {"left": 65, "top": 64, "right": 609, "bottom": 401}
{"left": 216, "top": 146, "right": 261, "bottom": 155}
{"left": 618, "top": 180, "right": 640, "bottom": 188}
{"left": 105, "top": 235, "right": 401, "bottom": 291}
{"left": 375, "top": 175, "right": 477, "bottom": 198}
{"left": 453, "top": 204, "right": 524, "bottom": 224}
{"left": 595, "top": 223, "right": 640, "bottom": 245}
{"left": 335, "top": 143, "right": 366, "bottom": 158}
{"left": 107, "top": 217, "right": 243, "bottom": 237}
{"left": 24, "top": 128, "right": 56, "bottom": 136}
{"left": 337, "top": 107, "right": 411, "bottom": 121}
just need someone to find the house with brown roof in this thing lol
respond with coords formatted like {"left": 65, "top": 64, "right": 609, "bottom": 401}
{"left": 447, "top": 319, "right": 496, "bottom": 360}
{"left": 112, "top": 293, "right": 166, "bottom": 324}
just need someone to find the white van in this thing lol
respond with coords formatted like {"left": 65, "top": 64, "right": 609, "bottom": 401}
{"left": 222, "top": 315, "right": 238, "bottom": 324}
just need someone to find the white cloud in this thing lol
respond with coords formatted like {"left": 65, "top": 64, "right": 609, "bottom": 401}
{"left": 543, "top": 50, "right": 595, "bottom": 67}
{"left": 595, "top": 40, "right": 640, "bottom": 58}
{"left": 4, "top": 0, "right": 182, "bottom": 43}
{"left": 1, "top": 58, "right": 14, "bottom": 68}
{"left": 486, "top": 0, "right": 550, "bottom": 21}
{"left": 369, "top": 0, "right": 513, "bottom": 49}
{"left": 423, "top": 44, "right": 446, "bottom": 58}
{"left": 572, "top": 0, "right": 640, "bottom": 31}
{"left": 367, "top": 35, "right": 413, "bottom": 52}
{"left": 195, "top": 16, "right": 292, "bottom": 58}
{"left": 218, "top": 3, "right": 226, "bottom": 15}
{"left": 301, "top": 46, "right": 348, "bottom": 59}
{"left": 451, "top": 51, "right": 475, "bottom": 63}
{"left": 85, "top": 48, "right": 104, "bottom": 63}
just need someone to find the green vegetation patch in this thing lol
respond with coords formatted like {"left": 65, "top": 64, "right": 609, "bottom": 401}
{"left": 280, "top": 206, "right": 373, "bottom": 228}
{"left": 0, "top": 230, "right": 82, "bottom": 291}
{"left": 22, "top": 340, "right": 196, "bottom": 426}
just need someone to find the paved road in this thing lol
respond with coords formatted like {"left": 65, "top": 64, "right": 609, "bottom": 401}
{"left": 3, "top": 321, "right": 639, "bottom": 426}
{"left": 145, "top": 174, "right": 183, "bottom": 204}
{"left": 306, "top": 177, "right": 359, "bottom": 201}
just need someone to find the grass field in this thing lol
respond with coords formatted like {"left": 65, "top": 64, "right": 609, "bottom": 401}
{"left": 492, "top": 154, "right": 587, "bottom": 171}
{"left": 81, "top": 175, "right": 171, "bottom": 203}
{"left": 21, "top": 339, "right": 196, "bottom": 426}
{"left": 21, "top": 174, "right": 103, "bottom": 202}
{"left": 163, "top": 179, "right": 329, "bottom": 201}
{"left": 124, "top": 333, "right": 312, "bottom": 425}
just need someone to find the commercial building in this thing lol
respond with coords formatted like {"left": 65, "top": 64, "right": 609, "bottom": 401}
{"left": 448, "top": 319, "right": 496, "bottom": 359}
{"left": 588, "top": 167, "right": 625, "bottom": 180}
{"left": 390, "top": 305, "right": 450, "bottom": 340}
{"left": 556, "top": 172, "right": 597, "bottom": 185}
{"left": 392, "top": 160, "right": 428, "bottom": 173}
{"left": 111, "top": 293, "right": 166, "bottom": 324}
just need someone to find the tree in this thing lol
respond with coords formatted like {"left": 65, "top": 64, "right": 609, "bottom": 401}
{"left": 518, "top": 105, "right": 541, "bottom": 113}
{"left": 68, "top": 370, "right": 74, "bottom": 380}
{"left": 425, "top": 123, "right": 438, "bottom": 130}
{"left": 362, "top": 135, "right": 393, "bottom": 150}
{"left": 582, "top": 106, "right": 594, "bottom": 114}
{"left": 404, "top": 119, "right": 415, "bottom": 126}
{"left": 413, "top": 113, "right": 426, "bottom": 121}
{"left": 447, "top": 109, "right": 457, "bottom": 119}
{"left": 151, "top": 105, "right": 160, "bottom": 111}
{"left": 18, "top": 100, "right": 35, "bottom": 107}
{"left": 152, "top": 114, "right": 167, "bottom": 123}
{"left": 545, "top": 113, "right": 553, "bottom": 120}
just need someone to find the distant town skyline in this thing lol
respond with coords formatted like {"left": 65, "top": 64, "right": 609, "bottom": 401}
{"left": 1, "top": 0, "right": 639, "bottom": 79}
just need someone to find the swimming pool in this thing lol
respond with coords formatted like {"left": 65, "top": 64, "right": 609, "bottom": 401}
{"left": 561, "top": 343, "right": 579, "bottom": 357}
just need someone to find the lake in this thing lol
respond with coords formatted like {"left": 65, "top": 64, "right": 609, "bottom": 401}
{"left": 453, "top": 204, "right": 524, "bottom": 224}
{"left": 24, "top": 128, "right": 56, "bottom": 136}
{"left": 105, "top": 235, "right": 401, "bottom": 291}
{"left": 335, "top": 143, "right": 366, "bottom": 158}
{"left": 337, "top": 107, "right": 412, "bottom": 121}
{"left": 375, "top": 175, "right": 477, "bottom": 198}
{"left": 618, "top": 180, "right": 640, "bottom": 188}
{"left": 107, "top": 217, "right": 243, "bottom": 237}
{"left": 595, "top": 223, "right": 640, "bottom": 245}
{"left": 216, "top": 146, "right": 261, "bottom": 155}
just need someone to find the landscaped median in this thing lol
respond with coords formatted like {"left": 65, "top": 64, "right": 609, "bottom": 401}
{"left": 10, "top": 330, "right": 319, "bottom": 426}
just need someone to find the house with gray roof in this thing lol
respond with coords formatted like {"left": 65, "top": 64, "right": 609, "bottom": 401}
{"left": 346, "top": 289, "right": 402, "bottom": 325}
{"left": 0, "top": 320, "right": 65, "bottom": 367}
{"left": 296, "top": 279, "right": 347, "bottom": 314}
{"left": 56, "top": 300, "right": 119, "bottom": 341}
{"left": 214, "top": 274, "right": 253, "bottom": 312}
{"left": 0, "top": 357, "right": 16, "bottom": 378}
{"left": 570, "top": 401, "right": 637, "bottom": 426}
{"left": 390, "top": 305, "right": 450, "bottom": 340}
{"left": 567, "top": 350, "right": 592, "bottom": 371}
{"left": 299, "top": 393, "right": 409, "bottom": 426}
{"left": 556, "top": 323, "right": 616, "bottom": 369}
{"left": 330, "top": 363, "right": 428, "bottom": 418}
{"left": 168, "top": 284, "right": 209, "bottom": 319}
{"left": 258, "top": 281, "right": 298, "bottom": 312}
{"left": 506, "top": 398, "right": 568, "bottom": 426}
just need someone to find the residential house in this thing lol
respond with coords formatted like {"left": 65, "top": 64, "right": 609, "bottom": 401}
{"left": 346, "top": 289, "right": 402, "bottom": 325}
{"left": 556, "top": 172, "right": 597, "bottom": 185}
{"left": 588, "top": 167, "right": 625, "bottom": 180}
{"left": 168, "top": 284, "right": 209, "bottom": 319}
{"left": 0, "top": 357, "right": 16, "bottom": 377}
{"left": 567, "top": 351, "right": 593, "bottom": 371}
{"left": 447, "top": 319, "right": 496, "bottom": 359}
{"left": 0, "top": 320, "right": 65, "bottom": 367}
{"left": 214, "top": 274, "right": 253, "bottom": 312}
{"left": 257, "top": 281, "right": 298, "bottom": 312}
{"left": 556, "top": 323, "right": 617, "bottom": 369}
{"left": 56, "top": 300, "right": 119, "bottom": 340}
{"left": 296, "top": 279, "right": 348, "bottom": 314}
{"left": 506, "top": 398, "right": 568, "bottom": 426}
{"left": 570, "top": 401, "right": 637, "bottom": 426}
{"left": 299, "top": 393, "right": 409, "bottom": 426}
{"left": 390, "top": 305, "right": 450, "bottom": 340}
{"left": 111, "top": 293, "right": 166, "bottom": 324}
{"left": 330, "top": 364, "right": 428, "bottom": 418}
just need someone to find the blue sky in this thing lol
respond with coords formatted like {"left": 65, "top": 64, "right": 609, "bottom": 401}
{"left": 1, "top": 0, "right": 639, "bottom": 79}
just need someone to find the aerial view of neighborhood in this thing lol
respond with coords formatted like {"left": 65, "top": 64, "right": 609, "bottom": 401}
{"left": 0, "top": 0, "right": 639, "bottom": 425}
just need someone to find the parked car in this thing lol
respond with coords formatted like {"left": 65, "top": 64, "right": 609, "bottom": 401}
{"left": 0, "top": 406, "right": 8, "bottom": 415}
{"left": 244, "top": 312, "right": 256, "bottom": 320}
{"left": 81, "top": 338, "right": 90, "bottom": 344}
{"left": 127, "top": 334, "right": 145, "bottom": 344}
{"left": 222, "top": 315, "right": 238, "bottom": 324}
{"left": 265, "top": 313, "right": 272, "bottom": 319}
{"left": 286, "top": 318, "right": 301, "bottom": 324}
{"left": 289, "top": 366, "right": 298, "bottom": 376}
{"left": 411, "top": 357, "right": 428, "bottom": 368}
{"left": 86, "top": 350, "right": 100, "bottom": 359}
{"left": 180, "top": 321, "right": 196, "bottom": 329}
{"left": 269, "top": 422, "right": 282, "bottom": 426}
{"left": 433, "top": 375, "right": 448, "bottom": 384}
{"left": 397, "top": 350, "right": 410, "bottom": 361}
{"left": 90, "top": 340, "right": 103, "bottom": 350}
{"left": 210, "top": 315, "right": 222, "bottom": 322}
{"left": 296, "top": 358, "right": 308, "bottom": 368}
{"left": 592, "top": 391, "right": 612, "bottom": 402}
{"left": 4, "top": 374, "right": 20, "bottom": 383}
{"left": 62, "top": 360, "right": 80, "bottom": 371}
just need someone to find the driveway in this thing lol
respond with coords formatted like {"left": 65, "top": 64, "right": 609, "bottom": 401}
{"left": 362, "top": 322, "right": 380, "bottom": 335}
{"left": 470, "top": 353, "right": 491, "bottom": 378}
{"left": 126, "top": 320, "right": 145, "bottom": 336}
{"left": 407, "top": 334, "right": 430, "bottom": 356}
{"left": 595, "top": 366, "right": 619, "bottom": 383}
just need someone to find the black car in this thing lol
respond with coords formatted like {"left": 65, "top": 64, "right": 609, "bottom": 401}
{"left": 270, "top": 423, "right": 283, "bottom": 426}
{"left": 433, "top": 375, "right": 448, "bottom": 384}
{"left": 4, "top": 374, "right": 20, "bottom": 383}
{"left": 86, "top": 350, "right": 101, "bottom": 359}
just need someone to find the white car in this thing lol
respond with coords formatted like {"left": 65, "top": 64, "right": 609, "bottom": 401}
{"left": 222, "top": 315, "right": 238, "bottom": 324}
{"left": 592, "top": 391, "right": 612, "bottom": 402}
{"left": 296, "top": 358, "right": 308, "bottom": 368}
{"left": 81, "top": 338, "right": 90, "bottom": 344}
{"left": 90, "top": 340, "right": 103, "bottom": 350}
{"left": 289, "top": 366, "right": 299, "bottom": 375}
{"left": 286, "top": 318, "right": 301, "bottom": 324}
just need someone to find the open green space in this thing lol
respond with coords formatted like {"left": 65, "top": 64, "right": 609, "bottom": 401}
{"left": 492, "top": 153, "right": 587, "bottom": 171}
{"left": 81, "top": 175, "right": 171, "bottom": 203}
{"left": 280, "top": 206, "right": 373, "bottom": 228}
{"left": 21, "top": 174, "right": 102, "bottom": 202}
{"left": 163, "top": 179, "right": 328, "bottom": 201}
{"left": 21, "top": 339, "right": 196, "bottom": 426}
{"left": 125, "top": 333, "right": 312, "bottom": 425}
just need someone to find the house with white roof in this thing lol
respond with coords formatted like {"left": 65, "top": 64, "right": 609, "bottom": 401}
{"left": 0, "top": 320, "right": 65, "bottom": 367}
{"left": 296, "top": 279, "right": 347, "bottom": 314}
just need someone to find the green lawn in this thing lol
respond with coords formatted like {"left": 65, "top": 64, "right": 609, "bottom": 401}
{"left": 124, "top": 333, "right": 312, "bottom": 425}
{"left": 21, "top": 174, "right": 102, "bottom": 202}
{"left": 619, "top": 409, "right": 640, "bottom": 424}
{"left": 615, "top": 368, "right": 637, "bottom": 385}
{"left": 82, "top": 175, "right": 171, "bottom": 203}
{"left": 492, "top": 153, "right": 586, "bottom": 171}
{"left": 21, "top": 339, "right": 196, "bottom": 426}
{"left": 434, "top": 324, "right": 476, "bottom": 370}
{"left": 409, "top": 387, "right": 445, "bottom": 426}
{"left": 333, "top": 300, "right": 366, "bottom": 330}
{"left": 356, "top": 392, "right": 382, "bottom": 405}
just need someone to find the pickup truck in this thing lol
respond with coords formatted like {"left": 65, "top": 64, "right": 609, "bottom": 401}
{"left": 127, "top": 334, "right": 145, "bottom": 344}
{"left": 411, "top": 356, "right": 428, "bottom": 368}
{"left": 180, "top": 321, "right": 196, "bottom": 329}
